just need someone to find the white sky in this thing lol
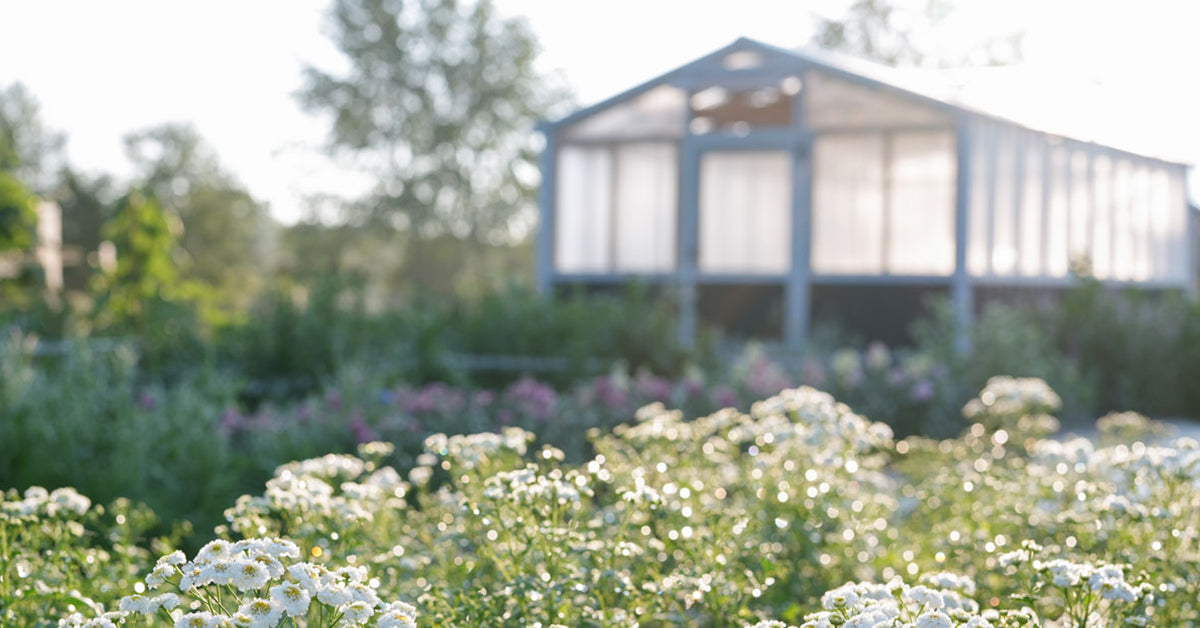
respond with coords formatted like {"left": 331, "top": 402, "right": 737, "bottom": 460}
{"left": 1, "top": 0, "right": 1198, "bottom": 223}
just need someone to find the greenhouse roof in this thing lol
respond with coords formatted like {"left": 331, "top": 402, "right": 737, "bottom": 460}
{"left": 546, "top": 37, "right": 1190, "bottom": 167}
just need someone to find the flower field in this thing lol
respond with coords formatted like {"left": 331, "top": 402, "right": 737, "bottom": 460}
{"left": 3, "top": 377, "right": 1198, "bottom": 627}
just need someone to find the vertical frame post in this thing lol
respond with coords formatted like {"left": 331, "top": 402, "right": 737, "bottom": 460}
{"left": 952, "top": 116, "right": 974, "bottom": 355}
{"left": 536, "top": 127, "right": 557, "bottom": 297}
{"left": 785, "top": 135, "right": 812, "bottom": 351}
{"left": 677, "top": 137, "right": 700, "bottom": 349}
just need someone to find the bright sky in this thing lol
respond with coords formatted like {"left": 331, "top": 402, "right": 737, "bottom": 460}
{"left": 1, "top": 0, "right": 1198, "bottom": 223}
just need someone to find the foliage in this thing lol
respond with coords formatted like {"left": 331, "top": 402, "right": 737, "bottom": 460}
{"left": 0, "top": 332, "right": 249, "bottom": 537}
{"left": 90, "top": 190, "right": 181, "bottom": 333}
{"left": 0, "top": 82, "right": 65, "bottom": 194}
{"left": 297, "top": 0, "right": 570, "bottom": 292}
{"left": 912, "top": 297, "right": 1098, "bottom": 429}
{"left": 0, "top": 487, "right": 180, "bottom": 627}
{"left": 1049, "top": 279, "right": 1196, "bottom": 417}
{"left": 444, "top": 284, "right": 691, "bottom": 387}
{"left": 54, "top": 168, "right": 117, "bottom": 293}
{"left": 52, "top": 377, "right": 1197, "bottom": 627}
{"left": 0, "top": 171, "right": 36, "bottom": 253}
{"left": 812, "top": 0, "right": 1024, "bottom": 67}
{"left": 4, "top": 358, "right": 1199, "bottom": 626}
{"left": 58, "top": 537, "right": 419, "bottom": 628}
{"left": 123, "top": 123, "right": 275, "bottom": 314}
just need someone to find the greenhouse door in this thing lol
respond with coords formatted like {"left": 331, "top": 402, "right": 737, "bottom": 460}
{"left": 678, "top": 135, "right": 812, "bottom": 349}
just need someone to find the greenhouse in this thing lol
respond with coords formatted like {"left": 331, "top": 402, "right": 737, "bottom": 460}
{"left": 535, "top": 38, "right": 1194, "bottom": 349}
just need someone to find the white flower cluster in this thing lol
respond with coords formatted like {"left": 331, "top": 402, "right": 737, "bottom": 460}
{"left": 919, "top": 572, "right": 977, "bottom": 596}
{"left": 59, "top": 537, "right": 418, "bottom": 628}
{"left": 424, "top": 426, "right": 533, "bottom": 468}
{"left": 618, "top": 477, "right": 662, "bottom": 506}
{"left": 1, "top": 486, "right": 91, "bottom": 518}
{"left": 1095, "top": 411, "right": 1174, "bottom": 444}
{"left": 1026, "top": 436, "right": 1200, "bottom": 522}
{"left": 786, "top": 578, "right": 1037, "bottom": 628}
{"left": 998, "top": 542, "right": 1148, "bottom": 605}
{"left": 276, "top": 453, "right": 367, "bottom": 479}
{"left": 481, "top": 465, "right": 591, "bottom": 506}
{"left": 224, "top": 455, "right": 408, "bottom": 535}
{"left": 962, "top": 376, "right": 1062, "bottom": 424}
{"left": 620, "top": 404, "right": 694, "bottom": 443}
{"left": 744, "top": 387, "right": 894, "bottom": 456}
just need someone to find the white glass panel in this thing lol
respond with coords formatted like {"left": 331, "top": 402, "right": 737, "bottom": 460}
{"left": 562, "top": 85, "right": 687, "bottom": 142}
{"left": 1068, "top": 151, "right": 1091, "bottom": 267}
{"left": 1090, "top": 155, "right": 1113, "bottom": 279}
{"left": 1148, "top": 167, "right": 1172, "bottom": 280}
{"left": 1130, "top": 165, "right": 1152, "bottom": 280}
{"left": 812, "top": 134, "right": 885, "bottom": 273}
{"left": 1046, "top": 145, "right": 1071, "bottom": 276}
{"left": 614, "top": 143, "right": 677, "bottom": 272}
{"left": 967, "top": 122, "right": 992, "bottom": 275}
{"left": 1167, "top": 168, "right": 1188, "bottom": 283}
{"left": 1018, "top": 137, "right": 1044, "bottom": 276}
{"left": 887, "top": 131, "right": 955, "bottom": 275}
{"left": 555, "top": 146, "right": 612, "bottom": 272}
{"left": 990, "top": 128, "right": 1019, "bottom": 275}
{"left": 803, "top": 70, "right": 952, "bottom": 130}
{"left": 1110, "top": 159, "right": 1135, "bottom": 280}
{"left": 699, "top": 151, "right": 791, "bottom": 273}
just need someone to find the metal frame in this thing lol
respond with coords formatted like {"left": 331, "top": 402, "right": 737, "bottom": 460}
{"left": 536, "top": 36, "right": 1195, "bottom": 351}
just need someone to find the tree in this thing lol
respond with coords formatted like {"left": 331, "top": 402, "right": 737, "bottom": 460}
{"left": 297, "top": 0, "right": 568, "bottom": 293}
{"left": 123, "top": 123, "right": 274, "bottom": 310}
{"left": 0, "top": 82, "right": 65, "bottom": 194}
{"left": 0, "top": 172, "right": 36, "bottom": 253}
{"left": 90, "top": 189, "right": 185, "bottom": 333}
{"left": 55, "top": 168, "right": 117, "bottom": 292}
{"left": 812, "top": 0, "right": 1023, "bottom": 67}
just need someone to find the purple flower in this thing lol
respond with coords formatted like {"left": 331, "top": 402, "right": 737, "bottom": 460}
{"left": 683, "top": 377, "right": 705, "bottom": 399}
{"left": 634, "top": 371, "right": 672, "bottom": 402}
{"left": 503, "top": 377, "right": 558, "bottom": 422}
{"left": 218, "top": 407, "right": 245, "bottom": 435}
{"left": 137, "top": 391, "right": 156, "bottom": 411}
{"left": 472, "top": 390, "right": 496, "bottom": 408}
{"left": 798, "top": 358, "right": 827, "bottom": 387}
{"left": 910, "top": 379, "right": 935, "bottom": 402}
{"left": 326, "top": 390, "right": 343, "bottom": 412}
{"left": 711, "top": 385, "right": 740, "bottom": 409}
{"left": 591, "top": 375, "right": 629, "bottom": 412}
{"left": 746, "top": 357, "right": 791, "bottom": 397}
{"left": 349, "top": 412, "right": 378, "bottom": 444}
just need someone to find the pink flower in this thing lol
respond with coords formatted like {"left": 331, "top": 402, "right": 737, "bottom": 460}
{"left": 711, "top": 385, "right": 740, "bottom": 409}
{"left": 349, "top": 413, "right": 378, "bottom": 444}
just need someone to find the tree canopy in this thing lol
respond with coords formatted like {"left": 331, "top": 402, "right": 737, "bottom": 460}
{"left": 812, "top": 0, "right": 1024, "bottom": 67}
{"left": 297, "top": 0, "right": 568, "bottom": 245}
{"left": 0, "top": 82, "right": 65, "bottom": 194}
{"left": 123, "top": 123, "right": 274, "bottom": 309}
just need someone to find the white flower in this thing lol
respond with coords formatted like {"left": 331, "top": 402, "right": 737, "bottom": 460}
{"left": 287, "top": 562, "right": 324, "bottom": 593}
{"left": 236, "top": 598, "right": 282, "bottom": 628}
{"left": 229, "top": 559, "right": 272, "bottom": 591}
{"left": 348, "top": 582, "right": 381, "bottom": 606}
{"left": 316, "top": 582, "right": 353, "bottom": 606}
{"left": 174, "top": 611, "right": 218, "bottom": 628}
{"left": 340, "top": 600, "right": 375, "bottom": 624}
{"left": 916, "top": 610, "right": 953, "bottom": 628}
{"left": 195, "top": 539, "right": 234, "bottom": 563}
{"left": 904, "top": 585, "right": 945, "bottom": 610}
{"left": 269, "top": 581, "right": 311, "bottom": 616}
{"left": 376, "top": 601, "right": 419, "bottom": 628}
